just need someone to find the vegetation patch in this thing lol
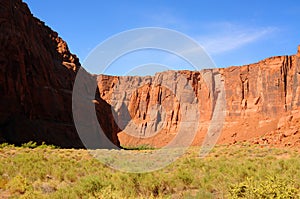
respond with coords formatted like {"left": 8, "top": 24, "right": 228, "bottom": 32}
{"left": 0, "top": 142, "right": 299, "bottom": 198}
{"left": 122, "top": 144, "right": 156, "bottom": 150}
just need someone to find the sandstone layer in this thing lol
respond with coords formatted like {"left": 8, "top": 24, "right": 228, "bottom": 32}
{"left": 97, "top": 49, "right": 300, "bottom": 148}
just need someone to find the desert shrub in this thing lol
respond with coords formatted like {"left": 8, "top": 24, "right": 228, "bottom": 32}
{"left": 229, "top": 176, "right": 299, "bottom": 199}
{"left": 178, "top": 169, "right": 194, "bottom": 185}
{"left": 20, "top": 141, "right": 59, "bottom": 149}
{"left": 132, "top": 173, "right": 173, "bottom": 197}
{"left": 19, "top": 190, "right": 45, "bottom": 199}
{"left": 21, "top": 141, "right": 37, "bottom": 149}
{"left": 6, "top": 175, "right": 29, "bottom": 194}
{"left": 0, "top": 143, "right": 14, "bottom": 148}
{"left": 75, "top": 176, "right": 109, "bottom": 196}
{"left": 37, "top": 142, "right": 59, "bottom": 149}
{"left": 0, "top": 144, "right": 299, "bottom": 198}
{"left": 123, "top": 144, "right": 156, "bottom": 150}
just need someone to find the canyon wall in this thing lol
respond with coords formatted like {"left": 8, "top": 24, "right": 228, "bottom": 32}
{"left": 97, "top": 49, "right": 300, "bottom": 148}
{"left": 0, "top": 0, "right": 120, "bottom": 147}
{"left": 1, "top": 0, "right": 299, "bottom": 148}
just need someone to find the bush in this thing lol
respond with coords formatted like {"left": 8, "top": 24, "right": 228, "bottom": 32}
{"left": 0, "top": 143, "right": 14, "bottom": 148}
{"left": 20, "top": 141, "right": 59, "bottom": 149}
{"left": 229, "top": 176, "right": 299, "bottom": 198}
{"left": 0, "top": 144, "right": 299, "bottom": 198}
{"left": 21, "top": 141, "right": 37, "bottom": 149}
{"left": 178, "top": 169, "right": 194, "bottom": 185}
{"left": 6, "top": 175, "right": 29, "bottom": 194}
{"left": 122, "top": 144, "right": 156, "bottom": 150}
{"left": 37, "top": 142, "right": 59, "bottom": 149}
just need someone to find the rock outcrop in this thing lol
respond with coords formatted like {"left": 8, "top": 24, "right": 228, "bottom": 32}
{"left": 0, "top": 0, "right": 120, "bottom": 148}
{"left": 97, "top": 49, "right": 300, "bottom": 148}
{"left": 1, "top": 0, "right": 300, "bottom": 149}
{"left": 217, "top": 52, "right": 300, "bottom": 147}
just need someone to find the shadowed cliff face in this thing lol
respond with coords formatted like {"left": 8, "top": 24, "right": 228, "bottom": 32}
{"left": 97, "top": 50, "right": 300, "bottom": 148}
{"left": 0, "top": 0, "right": 120, "bottom": 148}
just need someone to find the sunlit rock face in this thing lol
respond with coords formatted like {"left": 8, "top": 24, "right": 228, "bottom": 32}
{"left": 97, "top": 49, "right": 300, "bottom": 148}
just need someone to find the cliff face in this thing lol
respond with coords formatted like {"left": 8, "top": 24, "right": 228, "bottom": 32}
{"left": 97, "top": 50, "right": 300, "bottom": 148}
{"left": 0, "top": 0, "right": 120, "bottom": 147}
{"left": 219, "top": 52, "right": 300, "bottom": 147}
{"left": 1, "top": 0, "right": 299, "bottom": 149}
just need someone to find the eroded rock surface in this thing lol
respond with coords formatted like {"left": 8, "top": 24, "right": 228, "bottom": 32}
{"left": 97, "top": 50, "right": 300, "bottom": 148}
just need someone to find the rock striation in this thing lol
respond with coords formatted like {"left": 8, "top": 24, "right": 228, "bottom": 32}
{"left": 97, "top": 50, "right": 300, "bottom": 148}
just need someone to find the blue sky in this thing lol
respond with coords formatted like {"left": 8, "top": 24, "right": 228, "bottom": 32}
{"left": 23, "top": 0, "right": 300, "bottom": 75}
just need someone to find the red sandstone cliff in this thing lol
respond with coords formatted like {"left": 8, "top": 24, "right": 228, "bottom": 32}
{"left": 0, "top": 0, "right": 120, "bottom": 148}
{"left": 97, "top": 49, "right": 300, "bottom": 148}
{"left": 1, "top": 0, "right": 299, "bottom": 149}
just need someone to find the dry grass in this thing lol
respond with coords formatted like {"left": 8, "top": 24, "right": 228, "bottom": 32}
{"left": 0, "top": 142, "right": 299, "bottom": 198}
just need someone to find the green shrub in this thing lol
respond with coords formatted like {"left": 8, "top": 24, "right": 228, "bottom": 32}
{"left": 21, "top": 141, "right": 37, "bottom": 149}
{"left": 0, "top": 143, "right": 14, "bottom": 148}
{"left": 20, "top": 141, "right": 59, "bottom": 149}
{"left": 37, "top": 142, "right": 59, "bottom": 149}
{"left": 6, "top": 175, "right": 29, "bottom": 194}
{"left": 122, "top": 144, "right": 156, "bottom": 150}
{"left": 76, "top": 176, "right": 108, "bottom": 196}
{"left": 0, "top": 144, "right": 299, "bottom": 198}
{"left": 178, "top": 169, "right": 194, "bottom": 185}
{"left": 229, "top": 176, "right": 299, "bottom": 198}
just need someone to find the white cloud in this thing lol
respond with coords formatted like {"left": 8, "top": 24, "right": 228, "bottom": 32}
{"left": 145, "top": 11, "right": 191, "bottom": 31}
{"left": 146, "top": 13, "right": 278, "bottom": 55}
{"left": 196, "top": 24, "right": 278, "bottom": 55}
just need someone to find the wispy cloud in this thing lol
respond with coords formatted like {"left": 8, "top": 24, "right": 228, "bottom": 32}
{"left": 144, "top": 11, "right": 190, "bottom": 31}
{"left": 133, "top": 13, "right": 279, "bottom": 71}
{"left": 145, "top": 12, "right": 278, "bottom": 55}
{"left": 196, "top": 23, "right": 278, "bottom": 55}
